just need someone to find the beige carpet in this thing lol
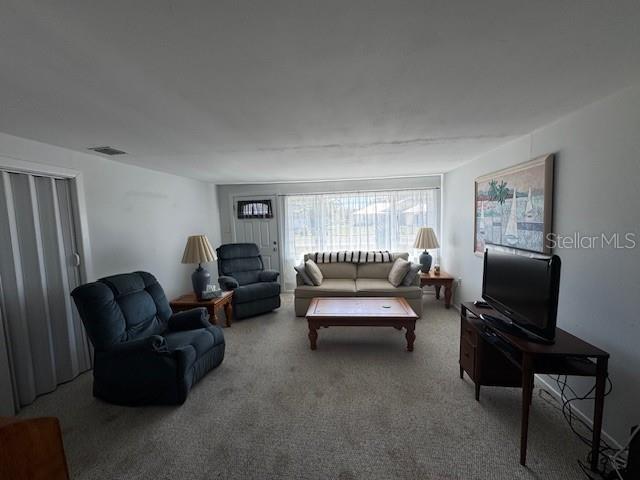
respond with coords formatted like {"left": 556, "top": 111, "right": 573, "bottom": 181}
{"left": 20, "top": 294, "right": 589, "bottom": 479}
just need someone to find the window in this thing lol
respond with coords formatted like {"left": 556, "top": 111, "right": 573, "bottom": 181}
{"left": 283, "top": 189, "right": 440, "bottom": 289}
{"left": 237, "top": 199, "right": 273, "bottom": 219}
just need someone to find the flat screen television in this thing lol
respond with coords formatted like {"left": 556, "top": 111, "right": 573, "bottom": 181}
{"left": 482, "top": 250, "right": 561, "bottom": 343}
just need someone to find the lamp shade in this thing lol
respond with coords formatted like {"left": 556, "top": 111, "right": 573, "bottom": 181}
{"left": 413, "top": 227, "right": 440, "bottom": 250}
{"left": 181, "top": 235, "right": 217, "bottom": 264}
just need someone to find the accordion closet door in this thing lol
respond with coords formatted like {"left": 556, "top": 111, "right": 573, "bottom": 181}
{"left": 0, "top": 170, "right": 91, "bottom": 415}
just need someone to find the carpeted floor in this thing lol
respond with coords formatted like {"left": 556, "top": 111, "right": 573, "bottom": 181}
{"left": 20, "top": 294, "right": 589, "bottom": 479}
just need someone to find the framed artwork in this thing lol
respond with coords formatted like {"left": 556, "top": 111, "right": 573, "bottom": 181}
{"left": 474, "top": 154, "right": 554, "bottom": 255}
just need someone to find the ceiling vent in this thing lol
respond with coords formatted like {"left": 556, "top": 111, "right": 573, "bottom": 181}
{"left": 88, "top": 146, "right": 127, "bottom": 156}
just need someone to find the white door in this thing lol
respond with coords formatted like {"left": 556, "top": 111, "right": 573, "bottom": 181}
{"left": 232, "top": 196, "right": 280, "bottom": 273}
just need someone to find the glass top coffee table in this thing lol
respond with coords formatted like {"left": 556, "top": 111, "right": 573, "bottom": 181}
{"left": 305, "top": 297, "right": 419, "bottom": 351}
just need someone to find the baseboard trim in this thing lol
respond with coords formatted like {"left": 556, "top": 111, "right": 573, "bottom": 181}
{"left": 535, "top": 374, "right": 622, "bottom": 449}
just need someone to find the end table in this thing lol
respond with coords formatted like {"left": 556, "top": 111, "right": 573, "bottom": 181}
{"left": 170, "top": 290, "right": 234, "bottom": 327}
{"left": 419, "top": 270, "right": 454, "bottom": 308}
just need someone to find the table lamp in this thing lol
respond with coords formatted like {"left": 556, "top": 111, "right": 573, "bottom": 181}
{"left": 181, "top": 235, "right": 217, "bottom": 300}
{"left": 413, "top": 227, "right": 439, "bottom": 273}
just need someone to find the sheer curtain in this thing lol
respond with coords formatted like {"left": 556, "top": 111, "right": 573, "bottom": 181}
{"left": 283, "top": 189, "right": 440, "bottom": 290}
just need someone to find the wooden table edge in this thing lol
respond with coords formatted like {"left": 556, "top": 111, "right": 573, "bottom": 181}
{"left": 169, "top": 291, "right": 234, "bottom": 327}
{"left": 305, "top": 296, "right": 418, "bottom": 320}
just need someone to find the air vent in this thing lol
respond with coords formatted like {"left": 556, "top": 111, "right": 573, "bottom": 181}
{"left": 88, "top": 146, "right": 127, "bottom": 156}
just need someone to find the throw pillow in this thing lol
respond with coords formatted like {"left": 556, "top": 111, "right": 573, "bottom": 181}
{"left": 401, "top": 262, "right": 421, "bottom": 286}
{"left": 294, "top": 263, "right": 314, "bottom": 286}
{"left": 305, "top": 259, "right": 323, "bottom": 286}
{"left": 388, "top": 257, "right": 411, "bottom": 287}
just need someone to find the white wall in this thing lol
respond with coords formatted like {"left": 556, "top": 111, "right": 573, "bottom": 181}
{"left": 442, "top": 85, "right": 640, "bottom": 445}
{"left": 0, "top": 132, "right": 221, "bottom": 298}
{"left": 217, "top": 176, "right": 442, "bottom": 244}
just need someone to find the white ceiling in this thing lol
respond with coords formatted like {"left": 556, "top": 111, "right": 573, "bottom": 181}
{"left": 1, "top": 1, "right": 640, "bottom": 183}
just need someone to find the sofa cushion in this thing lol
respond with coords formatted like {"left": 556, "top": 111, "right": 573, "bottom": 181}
{"left": 216, "top": 243, "right": 264, "bottom": 286}
{"left": 355, "top": 252, "right": 410, "bottom": 278}
{"left": 294, "top": 263, "right": 314, "bottom": 285}
{"left": 163, "top": 327, "right": 224, "bottom": 358}
{"left": 227, "top": 268, "right": 261, "bottom": 286}
{"left": 388, "top": 258, "right": 412, "bottom": 287}
{"left": 233, "top": 282, "right": 281, "bottom": 304}
{"left": 259, "top": 270, "right": 280, "bottom": 282}
{"left": 71, "top": 272, "right": 171, "bottom": 349}
{"left": 401, "top": 262, "right": 422, "bottom": 286}
{"left": 355, "top": 278, "right": 423, "bottom": 299}
{"left": 356, "top": 262, "right": 392, "bottom": 279}
{"left": 317, "top": 262, "right": 357, "bottom": 279}
{"left": 305, "top": 259, "right": 323, "bottom": 286}
{"left": 295, "top": 279, "right": 357, "bottom": 298}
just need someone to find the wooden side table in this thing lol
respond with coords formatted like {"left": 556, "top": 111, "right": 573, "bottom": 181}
{"left": 0, "top": 416, "right": 70, "bottom": 480}
{"left": 419, "top": 270, "right": 454, "bottom": 308}
{"left": 170, "top": 291, "right": 234, "bottom": 327}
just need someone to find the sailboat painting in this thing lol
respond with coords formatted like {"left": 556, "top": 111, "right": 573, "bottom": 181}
{"left": 474, "top": 154, "right": 554, "bottom": 254}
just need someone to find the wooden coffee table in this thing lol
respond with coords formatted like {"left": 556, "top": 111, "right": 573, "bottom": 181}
{"left": 170, "top": 291, "right": 234, "bottom": 327}
{"left": 305, "top": 297, "right": 418, "bottom": 351}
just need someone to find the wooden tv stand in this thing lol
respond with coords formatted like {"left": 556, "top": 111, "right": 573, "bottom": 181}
{"left": 459, "top": 302, "right": 609, "bottom": 470}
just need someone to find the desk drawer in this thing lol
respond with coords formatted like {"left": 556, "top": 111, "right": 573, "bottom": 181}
{"left": 460, "top": 338, "right": 475, "bottom": 376}
{"left": 460, "top": 318, "right": 478, "bottom": 346}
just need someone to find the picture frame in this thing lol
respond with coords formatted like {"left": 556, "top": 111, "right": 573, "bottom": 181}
{"left": 474, "top": 154, "right": 554, "bottom": 255}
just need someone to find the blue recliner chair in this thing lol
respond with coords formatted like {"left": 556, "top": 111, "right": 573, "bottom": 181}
{"left": 216, "top": 243, "right": 281, "bottom": 319}
{"left": 71, "top": 271, "right": 225, "bottom": 406}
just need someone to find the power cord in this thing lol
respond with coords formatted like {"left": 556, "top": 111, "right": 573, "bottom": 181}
{"left": 538, "top": 373, "right": 617, "bottom": 479}
{"left": 606, "top": 426, "right": 640, "bottom": 480}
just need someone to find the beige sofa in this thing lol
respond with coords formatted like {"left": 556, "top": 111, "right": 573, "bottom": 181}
{"left": 294, "top": 253, "right": 423, "bottom": 317}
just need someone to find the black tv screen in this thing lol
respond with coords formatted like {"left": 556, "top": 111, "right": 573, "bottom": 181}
{"left": 482, "top": 250, "right": 561, "bottom": 342}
